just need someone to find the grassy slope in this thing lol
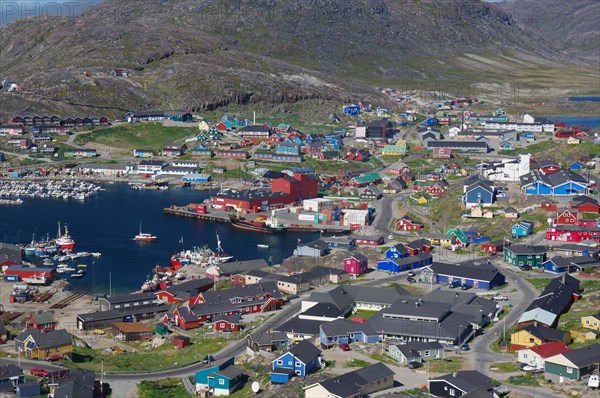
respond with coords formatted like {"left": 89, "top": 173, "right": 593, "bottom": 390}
{"left": 74, "top": 123, "right": 196, "bottom": 150}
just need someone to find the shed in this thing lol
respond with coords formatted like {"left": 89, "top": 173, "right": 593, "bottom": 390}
{"left": 155, "top": 324, "right": 169, "bottom": 336}
{"left": 111, "top": 322, "right": 153, "bottom": 342}
{"left": 16, "top": 381, "right": 40, "bottom": 397}
{"left": 173, "top": 335, "right": 190, "bottom": 349}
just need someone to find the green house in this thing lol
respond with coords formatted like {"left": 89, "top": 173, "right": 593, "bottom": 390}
{"left": 446, "top": 228, "right": 468, "bottom": 247}
{"left": 197, "top": 132, "right": 209, "bottom": 142}
{"left": 382, "top": 145, "right": 406, "bottom": 156}
{"left": 195, "top": 357, "right": 244, "bottom": 396}
{"left": 544, "top": 344, "right": 600, "bottom": 382}
{"left": 207, "top": 126, "right": 220, "bottom": 137}
{"left": 349, "top": 172, "right": 382, "bottom": 187}
{"left": 503, "top": 245, "right": 547, "bottom": 267}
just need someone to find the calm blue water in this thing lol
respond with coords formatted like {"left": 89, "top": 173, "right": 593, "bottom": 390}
{"left": 0, "top": 184, "right": 317, "bottom": 294}
{"left": 548, "top": 116, "right": 600, "bottom": 130}
{"left": 569, "top": 96, "right": 600, "bottom": 102}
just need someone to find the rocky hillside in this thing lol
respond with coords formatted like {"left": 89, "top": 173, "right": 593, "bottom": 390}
{"left": 494, "top": 0, "right": 600, "bottom": 64}
{"left": 0, "top": 0, "right": 580, "bottom": 118}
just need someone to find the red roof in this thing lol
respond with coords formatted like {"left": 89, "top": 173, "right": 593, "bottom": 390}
{"left": 518, "top": 341, "right": 572, "bottom": 358}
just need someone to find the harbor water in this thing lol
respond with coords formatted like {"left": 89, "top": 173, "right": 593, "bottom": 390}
{"left": 0, "top": 183, "right": 318, "bottom": 294}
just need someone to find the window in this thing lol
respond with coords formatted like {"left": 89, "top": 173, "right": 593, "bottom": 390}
{"left": 295, "top": 370, "right": 301, "bottom": 375}
{"left": 523, "top": 354, "right": 528, "bottom": 359}
{"left": 450, "top": 388, "right": 456, "bottom": 396}
{"left": 567, "top": 367, "right": 573, "bottom": 374}
{"left": 586, "top": 320, "right": 590, "bottom": 324}
{"left": 219, "top": 379, "right": 225, "bottom": 385}
{"left": 295, "top": 362, "right": 301, "bottom": 367}
{"left": 276, "top": 360, "right": 282, "bottom": 365}
{"left": 424, "top": 351, "right": 430, "bottom": 356}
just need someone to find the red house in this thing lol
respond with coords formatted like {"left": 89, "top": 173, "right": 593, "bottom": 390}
{"left": 481, "top": 240, "right": 504, "bottom": 255}
{"left": 173, "top": 335, "right": 190, "bottom": 349}
{"left": 555, "top": 129, "right": 578, "bottom": 138}
{"left": 546, "top": 226, "right": 600, "bottom": 243}
{"left": 553, "top": 209, "right": 579, "bottom": 226}
{"left": 537, "top": 160, "right": 561, "bottom": 175}
{"left": 26, "top": 311, "right": 57, "bottom": 332}
{"left": 216, "top": 121, "right": 229, "bottom": 132}
{"left": 406, "top": 239, "right": 432, "bottom": 254}
{"left": 343, "top": 253, "right": 368, "bottom": 276}
{"left": 395, "top": 216, "right": 423, "bottom": 231}
{"left": 424, "top": 184, "right": 446, "bottom": 198}
{"left": 353, "top": 235, "right": 384, "bottom": 246}
{"left": 271, "top": 173, "right": 318, "bottom": 200}
{"left": 208, "top": 315, "right": 241, "bottom": 332}
{"left": 570, "top": 196, "right": 600, "bottom": 214}
{"left": 155, "top": 278, "right": 214, "bottom": 304}
{"left": 432, "top": 146, "right": 451, "bottom": 159}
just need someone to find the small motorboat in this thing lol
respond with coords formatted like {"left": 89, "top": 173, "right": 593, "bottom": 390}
{"left": 70, "top": 272, "right": 84, "bottom": 278}
{"left": 257, "top": 244, "right": 270, "bottom": 249}
{"left": 77, "top": 264, "right": 87, "bottom": 268}
{"left": 91, "top": 252, "right": 102, "bottom": 257}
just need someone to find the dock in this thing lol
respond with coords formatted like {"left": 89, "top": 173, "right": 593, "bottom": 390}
{"left": 164, "top": 206, "right": 352, "bottom": 233}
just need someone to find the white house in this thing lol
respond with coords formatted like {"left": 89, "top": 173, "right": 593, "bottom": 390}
{"left": 517, "top": 342, "right": 572, "bottom": 369}
{"left": 482, "top": 154, "right": 531, "bottom": 182}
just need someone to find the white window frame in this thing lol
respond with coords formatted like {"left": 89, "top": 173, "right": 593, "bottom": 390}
{"left": 567, "top": 367, "right": 573, "bottom": 374}
{"left": 219, "top": 379, "right": 225, "bottom": 385}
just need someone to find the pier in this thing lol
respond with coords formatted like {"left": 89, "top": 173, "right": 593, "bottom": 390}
{"left": 163, "top": 206, "right": 351, "bottom": 233}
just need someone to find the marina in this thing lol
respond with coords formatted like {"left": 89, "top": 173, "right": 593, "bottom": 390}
{"left": 0, "top": 179, "right": 102, "bottom": 201}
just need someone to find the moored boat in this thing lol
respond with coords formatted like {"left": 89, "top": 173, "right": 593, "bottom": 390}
{"left": 55, "top": 222, "right": 75, "bottom": 251}
{"left": 229, "top": 214, "right": 287, "bottom": 233}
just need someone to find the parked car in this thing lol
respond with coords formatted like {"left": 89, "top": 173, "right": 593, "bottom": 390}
{"left": 30, "top": 368, "right": 49, "bottom": 377}
{"left": 460, "top": 344, "right": 470, "bottom": 351}
{"left": 45, "top": 354, "right": 64, "bottom": 362}
{"left": 407, "top": 271, "right": 416, "bottom": 277}
{"left": 406, "top": 277, "right": 416, "bottom": 284}
{"left": 339, "top": 343, "right": 351, "bottom": 351}
{"left": 493, "top": 294, "right": 509, "bottom": 301}
{"left": 460, "top": 284, "right": 471, "bottom": 290}
{"left": 202, "top": 355, "right": 215, "bottom": 364}
{"left": 448, "top": 280, "right": 461, "bottom": 288}
{"left": 408, "top": 361, "right": 422, "bottom": 369}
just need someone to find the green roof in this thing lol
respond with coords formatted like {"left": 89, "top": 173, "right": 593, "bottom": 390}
{"left": 353, "top": 172, "right": 381, "bottom": 184}
{"left": 32, "top": 311, "right": 56, "bottom": 325}
{"left": 446, "top": 228, "right": 468, "bottom": 244}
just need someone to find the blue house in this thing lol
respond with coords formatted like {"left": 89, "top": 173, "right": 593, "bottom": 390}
{"left": 319, "top": 319, "right": 379, "bottom": 347}
{"left": 521, "top": 170, "right": 589, "bottom": 196}
{"left": 377, "top": 252, "right": 433, "bottom": 273}
{"left": 343, "top": 104, "right": 361, "bottom": 115}
{"left": 464, "top": 181, "right": 495, "bottom": 207}
{"left": 385, "top": 244, "right": 409, "bottom": 259}
{"left": 570, "top": 162, "right": 585, "bottom": 171}
{"left": 133, "top": 149, "right": 154, "bottom": 158}
{"left": 512, "top": 221, "right": 534, "bottom": 238}
{"left": 195, "top": 357, "right": 244, "bottom": 396}
{"left": 271, "top": 340, "right": 322, "bottom": 384}
{"left": 325, "top": 136, "right": 343, "bottom": 149}
{"left": 275, "top": 142, "right": 301, "bottom": 155}
{"left": 539, "top": 256, "right": 598, "bottom": 274}
{"left": 182, "top": 173, "right": 211, "bottom": 183}
{"left": 521, "top": 132, "right": 536, "bottom": 139}
{"left": 500, "top": 141, "right": 514, "bottom": 150}
{"left": 422, "top": 261, "right": 506, "bottom": 290}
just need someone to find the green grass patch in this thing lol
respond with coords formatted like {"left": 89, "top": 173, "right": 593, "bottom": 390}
{"left": 400, "top": 387, "right": 430, "bottom": 397}
{"left": 526, "top": 278, "right": 553, "bottom": 293}
{"left": 138, "top": 379, "right": 189, "bottom": 398}
{"left": 427, "top": 357, "right": 465, "bottom": 373}
{"left": 345, "top": 358, "right": 372, "bottom": 368}
{"left": 387, "top": 282, "right": 427, "bottom": 296}
{"left": 348, "top": 310, "right": 378, "bottom": 320}
{"left": 366, "top": 352, "right": 398, "bottom": 366}
{"left": 70, "top": 335, "right": 228, "bottom": 373}
{"left": 489, "top": 362, "right": 521, "bottom": 373}
{"left": 507, "top": 372, "right": 544, "bottom": 387}
{"left": 74, "top": 123, "right": 195, "bottom": 150}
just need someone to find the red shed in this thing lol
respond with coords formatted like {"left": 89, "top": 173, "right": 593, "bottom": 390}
{"left": 173, "top": 335, "right": 190, "bottom": 349}
{"left": 481, "top": 240, "right": 504, "bottom": 255}
{"left": 4, "top": 265, "right": 55, "bottom": 283}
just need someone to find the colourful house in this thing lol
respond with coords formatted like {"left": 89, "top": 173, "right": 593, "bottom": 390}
{"left": 133, "top": 149, "right": 154, "bottom": 158}
{"left": 377, "top": 252, "right": 433, "bottom": 273}
{"left": 343, "top": 253, "right": 368, "bottom": 276}
{"left": 510, "top": 325, "right": 570, "bottom": 348}
{"left": 14, "top": 329, "right": 72, "bottom": 360}
{"left": 385, "top": 244, "right": 409, "bottom": 259}
{"left": 382, "top": 144, "right": 406, "bottom": 157}
{"left": 544, "top": 344, "right": 600, "bottom": 382}
{"left": 26, "top": 311, "right": 57, "bottom": 332}
{"left": 503, "top": 245, "right": 547, "bottom": 267}
{"left": 512, "top": 221, "right": 534, "bottom": 238}
{"left": 195, "top": 357, "right": 244, "bottom": 396}
{"left": 446, "top": 228, "right": 468, "bottom": 247}
{"left": 271, "top": 340, "right": 322, "bottom": 384}
{"left": 581, "top": 314, "right": 600, "bottom": 331}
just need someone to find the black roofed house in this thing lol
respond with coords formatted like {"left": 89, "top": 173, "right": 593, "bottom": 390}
{"left": 0, "top": 322, "right": 8, "bottom": 342}
{"left": 247, "top": 330, "right": 288, "bottom": 353}
{"left": 274, "top": 316, "right": 322, "bottom": 340}
{"left": 353, "top": 235, "right": 385, "bottom": 246}
{"left": 154, "top": 278, "right": 214, "bottom": 304}
{"left": 293, "top": 239, "right": 330, "bottom": 257}
{"left": 0, "top": 364, "right": 24, "bottom": 393}
{"left": 14, "top": 329, "right": 72, "bottom": 360}
{"left": 518, "top": 274, "right": 580, "bottom": 328}
{"left": 304, "top": 362, "right": 395, "bottom": 398}
{"left": 540, "top": 256, "right": 598, "bottom": 274}
{"left": 388, "top": 341, "right": 444, "bottom": 364}
{"left": 510, "top": 324, "right": 570, "bottom": 348}
{"left": 359, "top": 184, "right": 383, "bottom": 201}
{"left": 99, "top": 292, "right": 159, "bottom": 312}
{"left": 421, "top": 261, "right": 506, "bottom": 290}
{"left": 238, "top": 125, "right": 272, "bottom": 139}
{"left": 298, "top": 302, "right": 345, "bottom": 322}
{"left": 544, "top": 343, "right": 600, "bottom": 382}
{"left": 270, "top": 340, "right": 322, "bottom": 383}
{"left": 503, "top": 244, "right": 547, "bottom": 267}
{"left": 76, "top": 305, "right": 169, "bottom": 331}
{"left": 49, "top": 368, "right": 97, "bottom": 398}
{"left": 428, "top": 370, "right": 496, "bottom": 398}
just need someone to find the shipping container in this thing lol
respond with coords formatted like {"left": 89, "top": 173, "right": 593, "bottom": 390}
{"left": 187, "top": 208, "right": 197, "bottom": 213}
{"left": 197, "top": 205, "right": 207, "bottom": 214}
{"left": 3, "top": 275, "right": 19, "bottom": 282}
{"left": 299, "top": 214, "right": 315, "bottom": 221}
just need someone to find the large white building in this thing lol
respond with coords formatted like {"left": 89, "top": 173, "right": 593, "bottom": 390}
{"left": 482, "top": 154, "right": 531, "bottom": 182}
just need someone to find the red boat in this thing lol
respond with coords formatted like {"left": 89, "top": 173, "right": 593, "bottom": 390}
{"left": 55, "top": 222, "right": 75, "bottom": 251}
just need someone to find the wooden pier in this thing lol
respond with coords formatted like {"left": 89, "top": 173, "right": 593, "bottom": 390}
{"left": 163, "top": 206, "right": 230, "bottom": 223}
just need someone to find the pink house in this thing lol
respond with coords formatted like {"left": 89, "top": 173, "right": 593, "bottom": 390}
{"left": 343, "top": 253, "right": 368, "bottom": 276}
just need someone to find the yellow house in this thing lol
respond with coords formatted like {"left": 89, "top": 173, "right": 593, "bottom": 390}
{"left": 511, "top": 325, "right": 570, "bottom": 348}
{"left": 198, "top": 120, "right": 211, "bottom": 131}
{"left": 581, "top": 314, "right": 600, "bottom": 331}
{"left": 15, "top": 329, "right": 72, "bottom": 359}
{"left": 567, "top": 137, "right": 581, "bottom": 145}
{"left": 571, "top": 328, "right": 597, "bottom": 343}
{"left": 416, "top": 196, "right": 428, "bottom": 205}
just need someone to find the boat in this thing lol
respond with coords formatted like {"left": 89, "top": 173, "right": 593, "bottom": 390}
{"left": 77, "top": 264, "right": 87, "bottom": 268}
{"left": 91, "top": 252, "right": 102, "bottom": 257}
{"left": 42, "top": 259, "right": 54, "bottom": 266}
{"left": 212, "top": 233, "right": 234, "bottom": 263}
{"left": 175, "top": 271, "right": 186, "bottom": 280}
{"left": 134, "top": 222, "right": 157, "bottom": 242}
{"left": 229, "top": 214, "right": 287, "bottom": 233}
{"left": 70, "top": 273, "right": 84, "bottom": 278}
{"left": 24, "top": 235, "right": 37, "bottom": 256}
{"left": 257, "top": 244, "right": 270, "bottom": 249}
{"left": 522, "top": 364, "right": 544, "bottom": 373}
{"left": 141, "top": 277, "right": 159, "bottom": 292}
{"left": 55, "top": 222, "right": 75, "bottom": 251}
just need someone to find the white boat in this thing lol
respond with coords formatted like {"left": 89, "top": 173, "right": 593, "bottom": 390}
{"left": 134, "top": 222, "right": 157, "bottom": 241}
{"left": 42, "top": 259, "right": 54, "bottom": 266}
{"left": 23, "top": 275, "right": 47, "bottom": 285}
{"left": 175, "top": 271, "right": 186, "bottom": 280}
{"left": 522, "top": 364, "right": 544, "bottom": 373}
{"left": 589, "top": 374, "right": 599, "bottom": 389}
{"left": 91, "top": 252, "right": 102, "bottom": 257}
{"left": 60, "top": 266, "right": 76, "bottom": 272}
{"left": 257, "top": 244, "right": 269, "bottom": 249}
{"left": 77, "top": 264, "right": 87, "bottom": 268}
{"left": 70, "top": 273, "right": 84, "bottom": 278}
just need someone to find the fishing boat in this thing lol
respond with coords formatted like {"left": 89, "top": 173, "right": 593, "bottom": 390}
{"left": 77, "top": 264, "right": 87, "bottom": 268}
{"left": 55, "top": 222, "right": 75, "bottom": 251}
{"left": 23, "top": 274, "right": 47, "bottom": 285}
{"left": 24, "top": 235, "right": 37, "bottom": 256}
{"left": 229, "top": 214, "right": 287, "bottom": 233}
{"left": 257, "top": 244, "right": 270, "bottom": 249}
{"left": 141, "top": 277, "right": 159, "bottom": 292}
{"left": 212, "top": 233, "right": 234, "bottom": 263}
{"left": 91, "top": 252, "right": 102, "bottom": 257}
{"left": 134, "top": 222, "right": 157, "bottom": 241}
